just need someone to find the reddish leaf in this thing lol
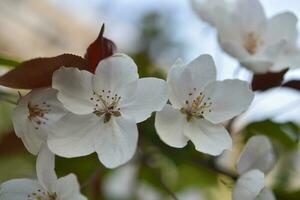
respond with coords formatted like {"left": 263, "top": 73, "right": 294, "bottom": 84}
{"left": 0, "top": 132, "right": 24, "bottom": 155}
{"left": 251, "top": 69, "right": 288, "bottom": 91}
{"left": 85, "top": 24, "right": 116, "bottom": 73}
{"left": 282, "top": 80, "right": 300, "bottom": 91}
{"left": 0, "top": 54, "right": 88, "bottom": 89}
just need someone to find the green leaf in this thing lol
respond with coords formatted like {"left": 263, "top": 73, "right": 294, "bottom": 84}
{"left": 0, "top": 154, "right": 35, "bottom": 182}
{"left": 274, "top": 189, "right": 300, "bottom": 200}
{"left": 244, "top": 120, "right": 299, "bottom": 150}
{"left": 0, "top": 56, "right": 20, "bottom": 67}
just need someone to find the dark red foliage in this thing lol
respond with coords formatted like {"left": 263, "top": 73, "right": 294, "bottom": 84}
{"left": 251, "top": 69, "right": 288, "bottom": 91}
{"left": 282, "top": 80, "right": 300, "bottom": 91}
{"left": 84, "top": 24, "right": 116, "bottom": 73}
{"left": 0, "top": 54, "right": 88, "bottom": 89}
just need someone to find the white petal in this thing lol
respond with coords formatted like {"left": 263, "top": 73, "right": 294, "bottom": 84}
{"left": 36, "top": 144, "right": 57, "bottom": 193}
{"left": 0, "top": 179, "right": 43, "bottom": 200}
{"left": 272, "top": 49, "right": 300, "bottom": 72}
{"left": 167, "top": 55, "right": 217, "bottom": 108}
{"left": 219, "top": 41, "right": 249, "bottom": 61}
{"left": 167, "top": 58, "right": 190, "bottom": 108}
{"left": 103, "top": 164, "right": 138, "bottom": 199}
{"left": 12, "top": 88, "right": 67, "bottom": 155}
{"left": 235, "top": 0, "right": 266, "bottom": 34}
{"left": 56, "top": 174, "right": 87, "bottom": 200}
{"left": 240, "top": 59, "right": 274, "bottom": 74}
{"left": 184, "top": 119, "right": 232, "bottom": 156}
{"left": 237, "top": 135, "right": 276, "bottom": 174}
{"left": 52, "top": 67, "right": 95, "bottom": 115}
{"left": 185, "top": 54, "right": 217, "bottom": 89}
{"left": 232, "top": 169, "right": 265, "bottom": 200}
{"left": 155, "top": 104, "right": 188, "bottom": 148}
{"left": 264, "top": 12, "right": 298, "bottom": 46}
{"left": 203, "top": 79, "right": 254, "bottom": 124}
{"left": 95, "top": 117, "right": 138, "bottom": 168}
{"left": 257, "top": 188, "right": 276, "bottom": 200}
{"left": 136, "top": 182, "right": 162, "bottom": 200}
{"left": 19, "top": 121, "right": 46, "bottom": 155}
{"left": 191, "top": 0, "right": 232, "bottom": 27}
{"left": 93, "top": 53, "right": 138, "bottom": 95}
{"left": 47, "top": 113, "right": 99, "bottom": 158}
{"left": 120, "top": 78, "right": 168, "bottom": 123}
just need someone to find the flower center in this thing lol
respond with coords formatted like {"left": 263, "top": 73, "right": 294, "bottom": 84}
{"left": 90, "top": 90, "right": 121, "bottom": 123}
{"left": 180, "top": 88, "right": 212, "bottom": 122}
{"left": 243, "top": 32, "right": 263, "bottom": 55}
{"left": 27, "top": 102, "right": 51, "bottom": 130}
{"left": 27, "top": 189, "right": 57, "bottom": 200}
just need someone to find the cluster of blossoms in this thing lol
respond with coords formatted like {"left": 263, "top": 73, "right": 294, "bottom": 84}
{"left": 1, "top": 0, "right": 298, "bottom": 199}
{"left": 233, "top": 135, "right": 276, "bottom": 200}
{"left": 192, "top": 0, "right": 300, "bottom": 73}
{"left": 0, "top": 145, "right": 86, "bottom": 200}
{"left": 0, "top": 53, "right": 254, "bottom": 199}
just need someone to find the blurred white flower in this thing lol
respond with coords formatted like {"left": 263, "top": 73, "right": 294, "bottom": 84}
{"left": 236, "top": 135, "right": 276, "bottom": 174}
{"left": 103, "top": 164, "right": 138, "bottom": 199}
{"left": 0, "top": 145, "right": 86, "bottom": 200}
{"left": 12, "top": 88, "right": 67, "bottom": 155}
{"left": 48, "top": 53, "right": 168, "bottom": 168}
{"left": 175, "top": 188, "right": 205, "bottom": 200}
{"left": 191, "top": 0, "right": 233, "bottom": 26}
{"left": 155, "top": 54, "right": 254, "bottom": 155}
{"left": 216, "top": 0, "right": 299, "bottom": 73}
{"left": 233, "top": 135, "right": 276, "bottom": 200}
{"left": 103, "top": 164, "right": 204, "bottom": 200}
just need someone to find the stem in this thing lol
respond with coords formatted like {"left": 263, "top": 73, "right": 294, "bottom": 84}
{"left": 157, "top": 177, "right": 179, "bottom": 200}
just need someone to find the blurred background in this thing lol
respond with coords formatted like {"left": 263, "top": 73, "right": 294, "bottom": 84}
{"left": 1, "top": 0, "right": 300, "bottom": 200}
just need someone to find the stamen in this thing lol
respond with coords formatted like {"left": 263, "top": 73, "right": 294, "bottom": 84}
{"left": 181, "top": 90, "right": 213, "bottom": 121}
{"left": 27, "top": 102, "right": 51, "bottom": 128}
{"left": 92, "top": 90, "right": 122, "bottom": 123}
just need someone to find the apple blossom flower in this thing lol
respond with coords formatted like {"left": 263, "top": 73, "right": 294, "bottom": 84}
{"left": 0, "top": 145, "right": 86, "bottom": 200}
{"left": 48, "top": 53, "right": 168, "bottom": 168}
{"left": 12, "top": 88, "right": 67, "bottom": 155}
{"left": 155, "top": 54, "right": 254, "bottom": 156}
{"left": 191, "top": 0, "right": 233, "bottom": 27}
{"left": 216, "top": 0, "right": 299, "bottom": 73}
{"left": 233, "top": 135, "right": 276, "bottom": 200}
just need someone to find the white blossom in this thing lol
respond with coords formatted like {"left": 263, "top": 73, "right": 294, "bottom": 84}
{"left": 0, "top": 145, "right": 86, "bottom": 200}
{"left": 191, "top": 0, "right": 233, "bottom": 26}
{"left": 215, "top": 0, "right": 299, "bottom": 73}
{"left": 48, "top": 53, "right": 168, "bottom": 168}
{"left": 12, "top": 88, "right": 67, "bottom": 155}
{"left": 155, "top": 54, "right": 254, "bottom": 156}
{"left": 233, "top": 135, "right": 276, "bottom": 200}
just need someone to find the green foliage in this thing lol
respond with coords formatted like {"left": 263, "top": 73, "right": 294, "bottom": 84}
{"left": 0, "top": 154, "right": 35, "bottom": 182}
{"left": 274, "top": 189, "right": 300, "bottom": 200}
{"left": 0, "top": 56, "right": 19, "bottom": 67}
{"left": 244, "top": 119, "right": 300, "bottom": 150}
